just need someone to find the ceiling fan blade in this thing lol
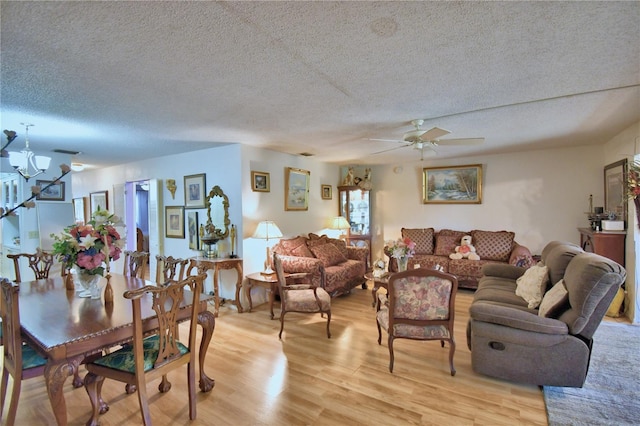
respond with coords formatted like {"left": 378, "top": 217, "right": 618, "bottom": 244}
{"left": 436, "top": 137, "right": 484, "bottom": 146}
{"left": 370, "top": 145, "right": 410, "bottom": 155}
{"left": 367, "top": 138, "right": 402, "bottom": 143}
{"left": 419, "top": 127, "right": 450, "bottom": 141}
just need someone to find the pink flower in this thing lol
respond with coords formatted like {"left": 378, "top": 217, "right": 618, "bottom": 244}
{"left": 77, "top": 252, "right": 106, "bottom": 270}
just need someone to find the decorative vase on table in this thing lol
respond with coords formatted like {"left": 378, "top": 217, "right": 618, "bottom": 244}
{"left": 74, "top": 269, "right": 102, "bottom": 298}
{"left": 397, "top": 256, "right": 409, "bottom": 272}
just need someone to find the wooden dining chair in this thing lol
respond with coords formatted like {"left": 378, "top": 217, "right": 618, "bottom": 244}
{"left": 155, "top": 255, "right": 188, "bottom": 285}
{"left": 6, "top": 248, "right": 54, "bottom": 282}
{"left": 83, "top": 273, "right": 206, "bottom": 425}
{"left": 273, "top": 254, "right": 331, "bottom": 339}
{"left": 0, "top": 278, "right": 48, "bottom": 426}
{"left": 123, "top": 250, "right": 149, "bottom": 279}
{"left": 376, "top": 268, "right": 458, "bottom": 375}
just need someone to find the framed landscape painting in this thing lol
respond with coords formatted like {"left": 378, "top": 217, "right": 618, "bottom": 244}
{"left": 35, "top": 180, "right": 65, "bottom": 201}
{"left": 251, "top": 171, "right": 270, "bottom": 192}
{"left": 285, "top": 167, "right": 310, "bottom": 211}
{"left": 423, "top": 164, "right": 482, "bottom": 204}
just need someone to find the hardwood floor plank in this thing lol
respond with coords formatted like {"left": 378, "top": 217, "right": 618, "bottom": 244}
{"left": 1, "top": 287, "right": 547, "bottom": 425}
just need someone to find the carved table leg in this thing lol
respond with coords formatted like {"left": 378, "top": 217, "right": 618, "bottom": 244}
{"left": 44, "top": 360, "right": 75, "bottom": 425}
{"left": 197, "top": 310, "right": 216, "bottom": 392}
{"left": 235, "top": 279, "right": 244, "bottom": 313}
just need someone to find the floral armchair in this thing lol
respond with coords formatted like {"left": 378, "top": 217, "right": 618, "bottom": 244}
{"left": 376, "top": 268, "right": 458, "bottom": 376}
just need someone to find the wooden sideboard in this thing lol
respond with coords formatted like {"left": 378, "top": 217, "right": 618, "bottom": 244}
{"left": 578, "top": 227, "right": 626, "bottom": 266}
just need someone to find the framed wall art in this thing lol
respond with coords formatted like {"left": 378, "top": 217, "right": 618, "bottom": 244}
{"left": 90, "top": 190, "right": 108, "bottom": 213}
{"left": 285, "top": 167, "right": 310, "bottom": 211}
{"left": 604, "top": 159, "right": 627, "bottom": 224}
{"left": 165, "top": 206, "right": 185, "bottom": 238}
{"left": 423, "top": 164, "right": 483, "bottom": 204}
{"left": 321, "top": 184, "right": 332, "bottom": 200}
{"left": 251, "top": 171, "right": 270, "bottom": 192}
{"left": 187, "top": 211, "right": 199, "bottom": 249}
{"left": 72, "top": 197, "right": 86, "bottom": 224}
{"left": 184, "top": 173, "right": 206, "bottom": 209}
{"left": 35, "top": 180, "right": 65, "bottom": 201}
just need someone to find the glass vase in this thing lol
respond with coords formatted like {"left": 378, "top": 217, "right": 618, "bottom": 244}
{"left": 75, "top": 269, "right": 102, "bottom": 298}
{"left": 397, "top": 256, "right": 408, "bottom": 272}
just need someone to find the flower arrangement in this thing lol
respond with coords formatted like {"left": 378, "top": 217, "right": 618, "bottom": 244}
{"left": 51, "top": 209, "right": 125, "bottom": 276}
{"left": 386, "top": 237, "right": 416, "bottom": 259}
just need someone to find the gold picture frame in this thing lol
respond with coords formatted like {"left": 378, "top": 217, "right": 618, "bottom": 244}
{"left": 35, "top": 180, "right": 65, "bottom": 201}
{"left": 321, "top": 184, "right": 332, "bottom": 200}
{"left": 251, "top": 171, "right": 270, "bottom": 192}
{"left": 423, "top": 164, "right": 483, "bottom": 204}
{"left": 604, "top": 159, "right": 627, "bottom": 224}
{"left": 90, "top": 190, "right": 108, "bottom": 213}
{"left": 184, "top": 173, "right": 206, "bottom": 209}
{"left": 285, "top": 167, "right": 310, "bottom": 211}
{"left": 165, "top": 206, "right": 185, "bottom": 238}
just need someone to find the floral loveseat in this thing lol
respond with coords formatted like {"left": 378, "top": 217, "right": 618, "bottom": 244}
{"left": 272, "top": 233, "right": 368, "bottom": 297}
{"left": 385, "top": 228, "right": 534, "bottom": 290}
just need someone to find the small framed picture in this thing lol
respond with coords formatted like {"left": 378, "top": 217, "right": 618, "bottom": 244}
{"left": 251, "top": 171, "right": 270, "bottom": 192}
{"left": 187, "top": 211, "right": 199, "bottom": 249}
{"left": 90, "top": 190, "right": 108, "bottom": 213}
{"left": 321, "top": 184, "right": 332, "bottom": 200}
{"left": 165, "top": 206, "right": 185, "bottom": 238}
{"left": 285, "top": 167, "right": 310, "bottom": 211}
{"left": 184, "top": 173, "right": 206, "bottom": 209}
{"left": 35, "top": 180, "right": 65, "bottom": 201}
{"left": 72, "top": 197, "right": 86, "bottom": 224}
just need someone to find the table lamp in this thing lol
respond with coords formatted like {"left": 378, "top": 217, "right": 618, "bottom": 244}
{"left": 253, "top": 220, "right": 283, "bottom": 275}
{"left": 328, "top": 216, "right": 350, "bottom": 239}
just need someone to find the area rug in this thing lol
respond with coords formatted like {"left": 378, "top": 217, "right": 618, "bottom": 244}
{"left": 543, "top": 322, "right": 640, "bottom": 425}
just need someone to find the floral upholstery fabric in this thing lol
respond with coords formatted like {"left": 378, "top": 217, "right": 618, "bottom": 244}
{"left": 401, "top": 228, "right": 434, "bottom": 254}
{"left": 309, "top": 243, "right": 347, "bottom": 267}
{"left": 324, "top": 259, "right": 365, "bottom": 294}
{"left": 22, "top": 343, "right": 47, "bottom": 369}
{"left": 408, "top": 254, "right": 449, "bottom": 271}
{"left": 471, "top": 230, "right": 515, "bottom": 262}
{"left": 274, "top": 236, "right": 311, "bottom": 257}
{"left": 434, "top": 235, "right": 461, "bottom": 256}
{"left": 376, "top": 309, "right": 450, "bottom": 339}
{"left": 284, "top": 286, "right": 331, "bottom": 311}
{"left": 93, "top": 335, "right": 188, "bottom": 373}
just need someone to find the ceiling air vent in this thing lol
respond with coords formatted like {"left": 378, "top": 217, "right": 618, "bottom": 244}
{"left": 53, "top": 149, "right": 81, "bottom": 155}
{"left": 298, "top": 152, "right": 314, "bottom": 157}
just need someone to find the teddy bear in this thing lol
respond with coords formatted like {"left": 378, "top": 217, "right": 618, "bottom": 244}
{"left": 449, "top": 235, "right": 480, "bottom": 260}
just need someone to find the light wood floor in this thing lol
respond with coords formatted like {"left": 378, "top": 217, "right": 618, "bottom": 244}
{"left": 3, "top": 287, "right": 548, "bottom": 425}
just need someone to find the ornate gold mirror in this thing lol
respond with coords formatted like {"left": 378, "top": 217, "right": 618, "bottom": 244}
{"left": 202, "top": 185, "right": 230, "bottom": 244}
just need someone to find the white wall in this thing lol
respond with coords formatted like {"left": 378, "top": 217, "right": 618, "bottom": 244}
{"left": 72, "top": 144, "right": 243, "bottom": 298}
{"left": 370, "top": 144, "right": 603, "bottom": 260}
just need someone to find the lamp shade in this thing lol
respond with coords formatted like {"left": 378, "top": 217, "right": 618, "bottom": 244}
{"left": 328, "top": 216, "right": 350, "bottom": 230}
{"left": 253, "top": 220, "right": 283, "bottom": 240}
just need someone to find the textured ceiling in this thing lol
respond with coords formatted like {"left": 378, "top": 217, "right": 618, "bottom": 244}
{"left": 1, "top": 1, "right": 639, "bottom": 169}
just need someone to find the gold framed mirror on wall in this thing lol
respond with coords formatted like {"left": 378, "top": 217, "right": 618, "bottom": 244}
{"left": 203, "top": 185, "right": 230, "bottom": 242}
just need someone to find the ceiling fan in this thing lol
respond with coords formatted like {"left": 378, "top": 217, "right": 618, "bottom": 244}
{"left": 370, "top": 119, "right": 484, "bottom": 160}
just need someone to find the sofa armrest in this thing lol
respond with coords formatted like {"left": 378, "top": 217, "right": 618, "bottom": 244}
{"left": 470, "top": 301, "right": 569, "bottom": 335}
{"left": 481, "top": 263, "right": 527, "bottom": 280}
{"left": 347, "top": 246, "right": 369, "bottom": 264}
{"left": 509, "top": 242, "right": 535, "bottom": 268}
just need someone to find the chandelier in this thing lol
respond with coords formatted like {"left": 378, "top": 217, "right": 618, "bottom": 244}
{"left": 8, "top": 123, "right": 51, "bottom": 181}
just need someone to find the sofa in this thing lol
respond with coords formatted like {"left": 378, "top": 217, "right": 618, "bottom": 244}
{"left": 466, "top": 241, "right": 626, "bottom": 387}
{"left": 384, "top": 228, "right": 534, "bottom": 290}
{"left": 272, "top": 233, "right": 368, "bottom": 297}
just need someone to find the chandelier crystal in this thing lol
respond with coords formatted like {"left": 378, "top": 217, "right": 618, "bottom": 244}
{"left": 8, "top": 123, "right": 51, "bottom": 181}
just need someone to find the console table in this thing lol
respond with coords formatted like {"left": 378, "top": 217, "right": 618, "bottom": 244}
{"left": 578, "top": 227, "right": 626, "bottom": 266}
{"left": 187, "top": 257, "right": 243, "bottom": 316}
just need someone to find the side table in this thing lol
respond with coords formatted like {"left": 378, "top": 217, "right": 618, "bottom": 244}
{"left": 187, "top": 257, "right": 243, "bottom": 317}
{"left": 245, "top": 272, "right": 284, "bottom": 319}
{"left": 364, "top": 271, "right": 389, "bottom": 307}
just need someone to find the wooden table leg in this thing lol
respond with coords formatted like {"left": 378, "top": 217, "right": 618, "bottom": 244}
{"left": 212, "top": 269, "right": 220, "bottom": 317}
{"left": 245, "top": 280, "right": 253, "bottom": 312}
{"left": 44, "top": 360, "right": 75, "bottom": 425}
{"left": 197, "top": 310, "right": 216, "bottom": 392}
{"left": 268, "top": 283, "right": 276, "bottom": 320}
{"left": 235, "top": 277, "right": 245, "bottom": 313}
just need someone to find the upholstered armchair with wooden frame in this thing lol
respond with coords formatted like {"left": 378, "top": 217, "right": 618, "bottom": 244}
{"left": 273, "top": 253, "right": 332, "bottom": 339}
{"left": 376, "top": 268, "right": 458, "bottom": 376}
{"left": 0, "top": 279, "right": 48, "bottom": 425}
{"left": 83, "top": 273, "right": 207, "bottom": 425}
{"left": 123, "top": 250, "right": 149, "bottom": 279}
{"left": 155, "top": 255, "right": 188, "bottom": 285}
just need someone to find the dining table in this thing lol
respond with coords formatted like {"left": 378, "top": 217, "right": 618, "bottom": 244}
{"left": 17, "top": 273, "right": 216, "bottom": 426}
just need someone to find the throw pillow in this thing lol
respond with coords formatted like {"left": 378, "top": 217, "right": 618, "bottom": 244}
{"left": 515, "top": 262, "right": 550, "bottom": 309}
{"left": 472, "top": 230, "right": 515, "bottom": 262}
{"left": 434, "top": 235, "right": 460, "bottom": 256}
{"left": 274, "top": 236, "right": 309, "bottom": 257}
{"left": 328, "top": 238, "right": 349, "bottom": 258}
{"left": 309, "top": 243, "right": 347, "bottom": 267}
{"left": 401, "top": 228, "right": 434, "bottom": 254}
{"left": 290, "top": 243, "right": 314, "bottom": 258}
{"left": 307, "top": 234, "right": 330, "bottom": 248}
{"left": 538, "top": 279, "right": 569, "bottom": 318}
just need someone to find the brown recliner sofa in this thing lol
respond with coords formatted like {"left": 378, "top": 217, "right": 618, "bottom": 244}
{"left": 466, "top": 241, "right": 626, "bottom": 387}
